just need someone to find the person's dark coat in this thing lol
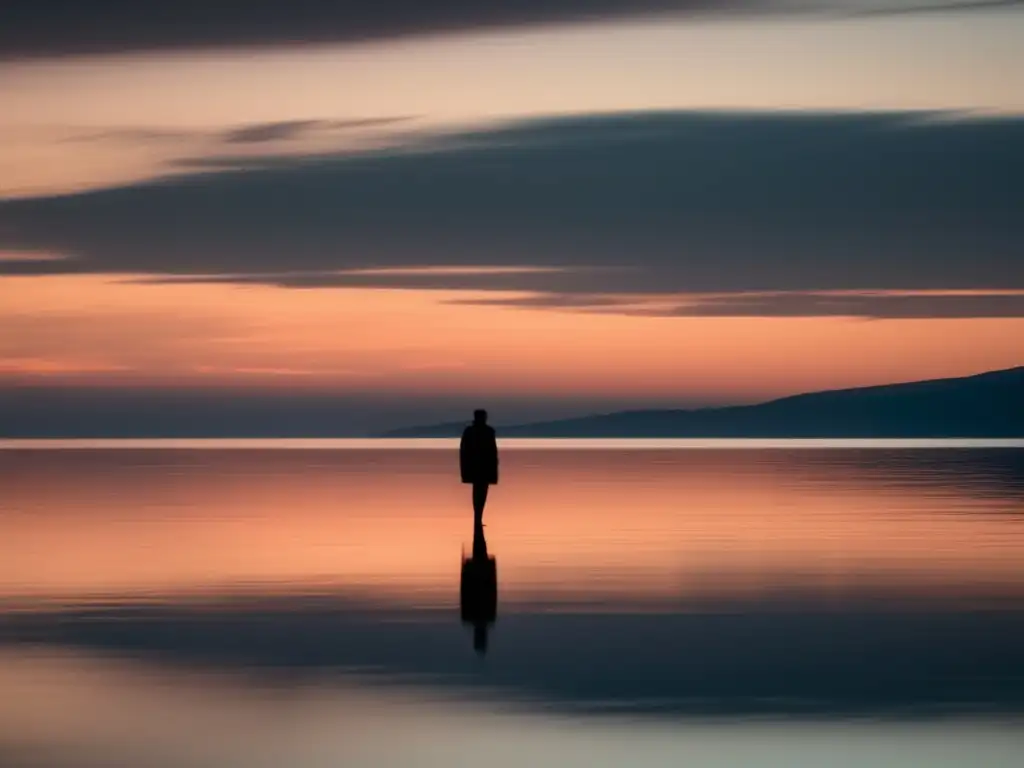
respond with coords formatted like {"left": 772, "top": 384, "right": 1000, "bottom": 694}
{"left": 460, "top": 423, "right": 498, "bottom": 485}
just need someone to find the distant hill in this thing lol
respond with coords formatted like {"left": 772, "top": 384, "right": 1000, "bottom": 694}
{"left": 383, "top": 367, "right": 1024, "bottom": 438}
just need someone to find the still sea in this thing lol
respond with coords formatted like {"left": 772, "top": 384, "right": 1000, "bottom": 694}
{"left": 1, "top": 439, "right": 1022, "bottom": 767}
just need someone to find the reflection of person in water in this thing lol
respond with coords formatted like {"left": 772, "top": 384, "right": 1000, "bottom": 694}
{"left": 460, "top": 409, "right": 499, "bottom": 528}
{"left": 461, "top": 523, "right": 497, "bottom": 655}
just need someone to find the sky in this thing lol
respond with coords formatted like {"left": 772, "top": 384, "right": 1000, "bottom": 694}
{"left": 1, "top": 0, "right": 1023, "bottom": 433}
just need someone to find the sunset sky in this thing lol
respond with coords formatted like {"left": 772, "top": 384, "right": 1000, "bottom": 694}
{"left": 2, "top": 0, "right": 1023, "bottom": 433}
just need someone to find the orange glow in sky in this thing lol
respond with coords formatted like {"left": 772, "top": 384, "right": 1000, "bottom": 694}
{"left": 1, "top": 9, "right": 1022, "bottom": 422}
{"left": 1, "top": 274, "right": 1021, "bottom": 403}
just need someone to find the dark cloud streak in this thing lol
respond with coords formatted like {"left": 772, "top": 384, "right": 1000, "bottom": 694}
{"left": 668, "top": 291, "right": 1024, "bottom": 318}
{"left": 850, "top": 0, "right": 1024, "bottom": 16}
{"left": 1, "top": 110, "right": 1022, "bottom": 318}
{"left": 59, "top": 116, "right": 415, "bottom": 147}
{"left": 445, "top": 291, "right": 1024, "bottom": 319}
{"left": 0, "top": 0, "right": 742, "bottom": 60}
{"left": 221, "top": 117, "right": 415, "bottom": 144}
{"left": 3, "top": 1, "right": 1020, "bottom": 61}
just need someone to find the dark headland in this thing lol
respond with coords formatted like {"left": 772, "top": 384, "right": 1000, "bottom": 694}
{"left": 384, "top": 366, "right": 1024, "bottom": 438}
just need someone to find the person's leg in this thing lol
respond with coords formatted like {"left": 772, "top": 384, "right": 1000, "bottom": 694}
{"left": 473, "top": 483, "right": 489, "bottom": 527}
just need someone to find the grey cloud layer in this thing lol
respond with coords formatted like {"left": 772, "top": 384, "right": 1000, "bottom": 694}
{"left": 2, "top": 1, "right": 1020, "bottom": 60}
{"left": 1, "top": 110, "right": 1022, "bottom": 317}
{"left": 0, "top": 1, "right": 748, "bottom": 60}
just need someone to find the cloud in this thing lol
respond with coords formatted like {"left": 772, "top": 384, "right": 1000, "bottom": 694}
{"left": 665, "top": 290, "right": 1024, "bottom": 318}
{"left": 64, "top": 127, "right": 202, "bottom": 145}
{"left": 454, "top": 290, "right": 1024, "bottom": 318}
{"left": 60, "top": 117, "right": 415, "bottom": 148}
{"left": 220, "top": 117, "right": 415, "bottom": 145}
{"left": 0, "top": 357, "right": 128, "bottom": 374}
{"left": 851, "top": 0, "right": 1024, "bottom": 16}
{"left": 222, "top": 120, "right": 326, "bottom": 145}
{"left": 0, "top": 250, "right": 67, "bottom": 263}
{"left": 2, "top": 1, "right": 1020, "bottom": 61}
{"left": 1, "top": 110, "right": 1022, "bottom": 318}
{"left": 0, "top": 1, "right": 747, "bottom": 60}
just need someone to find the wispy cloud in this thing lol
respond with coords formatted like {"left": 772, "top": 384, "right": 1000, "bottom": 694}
{"left": 454, "top": 290, "right": 1024, "bottom": 318}
{"left": 63, "top": 127, "right": 200, "bottom": 145}
{"left": 0, "top": 357, "right": 129, "bottom": 374}
{"left": 0, "top": 117, "right": 419, "bottom": 197}
{"left": 220, "top": 117, "right": 415, "bottom": 145}
{"left": 61, "top": 117, "right": 415, "bottom": 148}
{"left": 849, "top": 0, "right": 1024, "bottom": 16}
{"left": 0, "top": 250, "right": 68, "bottom": 263}
{"left": 662, "top": 289, "right": 1024, "bottom": 318}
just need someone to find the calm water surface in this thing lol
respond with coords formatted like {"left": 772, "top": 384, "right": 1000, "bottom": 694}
{"left": 1, "top": 441, "right": 1022, "bottom": 767}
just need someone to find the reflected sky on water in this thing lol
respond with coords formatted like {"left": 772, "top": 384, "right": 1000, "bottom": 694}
{"left": 1, "top": 442, "right": 1022, "bottom": 766}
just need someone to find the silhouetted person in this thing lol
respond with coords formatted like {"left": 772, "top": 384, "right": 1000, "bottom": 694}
{"left": 472, "top": 519, "right": 489, "bottom": 560}
{"left": 460, "top": 409, "right": 498, "bottom": 528}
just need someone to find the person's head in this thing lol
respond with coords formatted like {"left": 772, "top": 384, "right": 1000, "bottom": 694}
{"left": 473, "top": 409, "right": 488, "bottom": 425}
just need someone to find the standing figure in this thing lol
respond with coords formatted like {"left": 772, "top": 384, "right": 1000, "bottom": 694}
{"left": 460, "top": 409, "right": 499, "bottom": 528}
